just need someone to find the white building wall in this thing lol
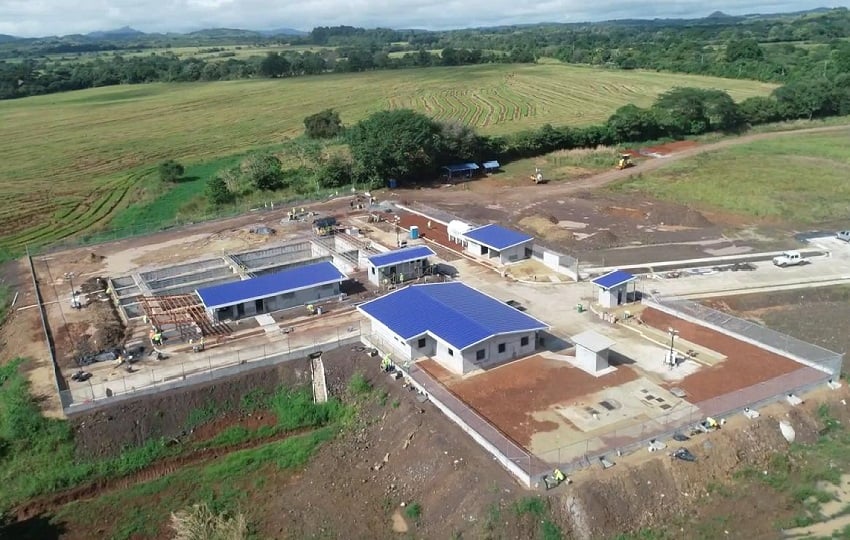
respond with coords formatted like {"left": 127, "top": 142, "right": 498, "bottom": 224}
{"left": 498, "top": 241, "right": 533, "bottom": 264}
{"left": 367, "top": 258, "right": 430, "bottom": 286}
{"left": 430, "top": 331, "right": 538, "bottom": 375}
{"left": 368, "top": 318, "right": 413, "bottom": 360}
{"left": 597, "top": 283, "right": 628, "bottom": 309}
{"left": 576, "top": 346, "right": 610, "bottom": 372}
{"left": 213, "top": 282, "right": 340, "bottom": 321}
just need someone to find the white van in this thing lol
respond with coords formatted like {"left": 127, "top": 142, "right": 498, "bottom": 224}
{"left": 837, "top": 231, "right": 850, "bottom": 243}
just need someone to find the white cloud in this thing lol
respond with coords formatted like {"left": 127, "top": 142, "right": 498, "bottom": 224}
{"left": 0, "top": 0, "right": 840, "bottom": 37}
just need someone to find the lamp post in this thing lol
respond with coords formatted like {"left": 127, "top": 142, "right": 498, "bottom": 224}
{"left": 667, "top": 328, "right": 679, "bottom": 368}
{"left": 64, "top": 272, "right": 79, "bottom": 309}
{"left": 394, "top": 216, "right": 401, "bottom": 247}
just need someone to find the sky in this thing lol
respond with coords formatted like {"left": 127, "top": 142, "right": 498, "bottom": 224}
{"left": 0, "top": 0, "right": 847, "bottom": 37}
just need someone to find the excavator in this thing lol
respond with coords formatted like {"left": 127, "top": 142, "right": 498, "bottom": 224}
{"left": 617, "top": 154, "right": 635, "bottom": 170}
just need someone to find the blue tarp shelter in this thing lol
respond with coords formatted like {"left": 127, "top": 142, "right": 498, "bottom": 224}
{"left": 482, "top": 160, "right": 500, "bottom": 172}
{"left": 442, "top": 163, "right": 480, "bottom": 180}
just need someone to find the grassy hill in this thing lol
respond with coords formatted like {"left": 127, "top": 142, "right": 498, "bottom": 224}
{"left": 0, "top": 63, "right": 776, "bottom": 253}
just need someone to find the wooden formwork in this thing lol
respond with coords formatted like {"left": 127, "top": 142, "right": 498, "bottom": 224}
{"left": 136, "top": 294, "right": 231, "bottom": 342}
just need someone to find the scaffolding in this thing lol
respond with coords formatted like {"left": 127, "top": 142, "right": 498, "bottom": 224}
{"left": 136, "top": 294, "right": 232, "bottom": 343}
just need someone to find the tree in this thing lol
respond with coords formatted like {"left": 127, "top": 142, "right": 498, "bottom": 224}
{"left": 652, "top": 87, "right": 710, "bottom": 136}
{"left": 738, "top": 96, "right": 782, "bottom": 125}
{"left": 259, "top": 52, "right": 290, "bottom": 78}
{"left": 205, "top": 176, "right": 233, "bottom": 206}
{"left": 303, "top": 109, "right": 343, "bottom": 139}
{"left": 606, "top": 104, "right": 663, "bottom": 142}
{"left": 347, "top": 109, "right": 444, "bottom": 184}
{"left": 242, "top": 153, "right": 284, "bottom": 190}
{"left": 315, "top": 154, "right": 353, "bottom": 189}
{"left": 158, "top": 159, "right": 184, "bottom": 182}
{"left": 724, "top": 39, "right": 764, "bottom": 62}
{"left": 170, "top": 503, "right": 247, "bottom": 540}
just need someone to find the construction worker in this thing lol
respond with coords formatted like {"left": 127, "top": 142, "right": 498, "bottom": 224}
{"left": 553, "top": 468, "right": 565, "bottom": 483}
{"left": 380, "top": 354, "right": 392, "bottom": 372}
{"left": 427, "top": 220, "right": 432, "bottom": 229}
{"left": 307, "top": 304, "right": 315, "bottom": 315}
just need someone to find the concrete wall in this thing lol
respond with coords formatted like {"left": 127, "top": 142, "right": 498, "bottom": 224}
{"left": 598, "top": 284, "right": 628, "bottom": 309}
{"left": 211, "top": 282, "right": 340, "bottom": 321}
{"left": 531, "top": 245, "right": 579, "bottom": 281}
{"left": 367, "top": 258, "right": 430, "bottom": 286}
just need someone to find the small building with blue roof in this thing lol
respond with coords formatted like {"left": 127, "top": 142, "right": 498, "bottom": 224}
{"left": 366, "top": 245, "right": 435, "bottom": 286}
{"left": 591, "top": 270, "right": 637, "bottom": 309}
{"left": 196, "top": 261, "right": 346, "bottom": 321}
{"left": 460, "top": 223, "right": 534, "bottom": 264}
{"left": 358, "top": 282, "right": 549, "bottom": 374}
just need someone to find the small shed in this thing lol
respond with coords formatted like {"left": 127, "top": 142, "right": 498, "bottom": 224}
{"left": 462, "top": 223, "right": 533, "bottom": 264}
{"left": 366, "top": 245, "right": 435, "bottom": 286}
{"left": 591, "top": 270, "right": 637, "bottom": 309}
{"left": 571, "top": 330, "right": 616, "bottom": 373}
{"left": 442, "top": 163, "right": 480, "bottom": 181}
{"left": 482, "top": 160, "right": 501, "bottom": 173}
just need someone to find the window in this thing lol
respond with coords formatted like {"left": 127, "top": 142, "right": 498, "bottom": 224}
{"left": 417, "top": 338, "right": 426, "bottom": 348}
{"left": 476, "top": 349, "right": 485, "bottom": 361}
{"left": 498, "top": 343, "right": 506, "bottom": 353}
{"left": 521, "top": 336, "right": 529, "bottom": 347}
{"left": 448, "top": 348, "right": 454, "bottom": 356}
{"left": 371, "top": 267, "right": 376, "bottom": 275}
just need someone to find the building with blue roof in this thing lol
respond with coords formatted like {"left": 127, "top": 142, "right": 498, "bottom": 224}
{"left": 442, "top": 163, "right": 480, "bottom": 181}
{"left": 358, "top": 282, "right": 549, "bottom": 374}
{"left": 366, "top": 245, "right": 435, "bottom": 286}
{"left": 196, "top": 261, "right": 346, "bottom": 321}
{"left": 590, "top": 270, "right": 637, "bottom": 309}
{"left": 460, "top": 223, "right": 534, "bottom": 264}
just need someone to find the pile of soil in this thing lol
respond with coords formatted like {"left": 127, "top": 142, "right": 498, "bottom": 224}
{"left": 648, "top": 206, "right": 713, "bottom": 228}
{"left": 517, "top": 215, "right": 574, "bottom": 242}
{"left": 588, "top": 230, "right": 620, "bottom": 248}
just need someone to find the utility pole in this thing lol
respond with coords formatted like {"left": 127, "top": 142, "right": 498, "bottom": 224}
{"left": 667, "top": 328, "right": 679, "bottom": 368}
{"left": 64, "top": 272, "right": 80, "bottom": 309}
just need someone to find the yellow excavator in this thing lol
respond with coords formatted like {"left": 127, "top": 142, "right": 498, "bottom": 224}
{"left": 617, "top": 154, "right": 635, "bottom": 170}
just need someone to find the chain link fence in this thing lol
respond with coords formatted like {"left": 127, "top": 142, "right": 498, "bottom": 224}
{"left": 646, "top": 295, "right": 843, "bottom": 376}
{"left": 62, "top": 322, "right": 365, "bottom": 416}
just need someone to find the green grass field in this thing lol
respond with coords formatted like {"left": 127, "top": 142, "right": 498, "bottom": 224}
{"left": 0, "top": 63, "right": 776, "bottom": 252}
{"left": 609, "top": 129, "right": 850, "bottom": 224}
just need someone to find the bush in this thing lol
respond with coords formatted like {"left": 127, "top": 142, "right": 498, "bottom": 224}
{"left": 158, "top": 159, "right": 185, "bottom": 182}
{"left": 347, "top": 373, "right": 372, "bottom": 395}
{"left": 405, "top": 502, "right": 422, "bottom": 522}
{"left": 304, "top": 109, "right": 344, "bottom": 139}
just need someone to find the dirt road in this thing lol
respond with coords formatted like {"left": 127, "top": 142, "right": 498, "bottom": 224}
{"left": 409, "top": 123, "right": 850, "bottom": 210}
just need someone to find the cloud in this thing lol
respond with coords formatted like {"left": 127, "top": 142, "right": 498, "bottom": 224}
{"left": 0, "top": 0, "right": 834, "bottom": 37}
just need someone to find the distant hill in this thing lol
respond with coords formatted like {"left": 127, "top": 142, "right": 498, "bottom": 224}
{"left": 0, "top": 34, "right": 19, "bottom": 43}
{"left": 86, "top": 26, "right": 146, "bottom": 39}
{"left": 259, "top": 28, "right": 308, "bottom": 37}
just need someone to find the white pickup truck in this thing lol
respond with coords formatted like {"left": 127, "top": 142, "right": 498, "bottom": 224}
{"left": 772, "top": 250, "right": 805, "bottom": 267}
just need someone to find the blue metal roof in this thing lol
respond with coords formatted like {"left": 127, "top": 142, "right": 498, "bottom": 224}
{"left": 463, "top": 223, "right": 533, "bottom": 251}
{"left": 591, "top": 270, "right": 636, "bottom": 290}
{"left": 357, "top": 282, "right": 548, "bottom": 350}
{"left": 196, "top": 261, "right": 345, "bottom": 309}
{"left": 482, "top": 160, "right": 500, "bottom": 169}
{"left": 368, "top": 245, "right": 435, "bottom": 268}
{"left": 443, "top": 163, "right": 480, "bottom": 173}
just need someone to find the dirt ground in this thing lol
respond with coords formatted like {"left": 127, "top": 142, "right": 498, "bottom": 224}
{"left": 420, "top": 355, "right": 640, "bottom": 447}
{"left": 639, "top": 307, "right": 806, "bottom": 402}
{"left": 702, "top": 285, "right": 850, "bottom": 373}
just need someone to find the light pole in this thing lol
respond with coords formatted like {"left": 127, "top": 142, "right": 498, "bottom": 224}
{"left": 667, "top": 328, "right": 679, "bottom": 368}
{"left": 394, "top": 216, "right": 401, "bottom": 247}
{"left": 64, "top": 272, "right": 79, "bottom": 309}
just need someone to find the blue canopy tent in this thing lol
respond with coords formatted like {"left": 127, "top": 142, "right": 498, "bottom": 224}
{"left": 442, "top": 163, "right": 480, "bottom": 181}
{"left": 482, "top": 160, "right": 500, "bottom": 172}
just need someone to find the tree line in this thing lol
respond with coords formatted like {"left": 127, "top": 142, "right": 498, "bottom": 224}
{"left": 4, "top": 8, "right": 850, "bottom": 100}
{"left": 202, "top": 75, "right": 850, "bottom": 207}
{"left": 0, "top": 46, "right": 527, "bottom": 100}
